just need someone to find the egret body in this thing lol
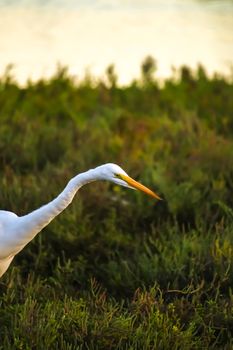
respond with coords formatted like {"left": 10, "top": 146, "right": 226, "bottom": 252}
{"left": 0, "top": 163, "right": 160, "bottom": 277}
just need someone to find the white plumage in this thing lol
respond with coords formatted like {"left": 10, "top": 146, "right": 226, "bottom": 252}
{"left": 0, "top": 163, "right": 160, "bottom": 277}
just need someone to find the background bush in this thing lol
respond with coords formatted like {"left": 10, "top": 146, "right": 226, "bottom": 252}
{"left": 0, "top": 60, "right": 233, "bottom": 349}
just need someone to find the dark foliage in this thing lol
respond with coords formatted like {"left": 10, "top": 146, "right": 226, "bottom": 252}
{"left": 0, "top": 61, "right": 233, "bottom": 348}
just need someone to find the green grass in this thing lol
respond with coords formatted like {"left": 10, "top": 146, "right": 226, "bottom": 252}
{"left": 0, "top": 60, "right": 233, "bottom": 348}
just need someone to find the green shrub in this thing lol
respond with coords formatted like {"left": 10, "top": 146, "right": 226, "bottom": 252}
{"left": 0, "top": 62, "right": 232, "bottom": 348}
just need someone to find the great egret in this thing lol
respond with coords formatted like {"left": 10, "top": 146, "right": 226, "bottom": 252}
{"left": 0, "top": 163, "right": 161, "bottom": 278}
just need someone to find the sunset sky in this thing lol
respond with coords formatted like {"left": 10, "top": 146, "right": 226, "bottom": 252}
{"left": 0, "top": 0, "right": 232, "bottom": 84}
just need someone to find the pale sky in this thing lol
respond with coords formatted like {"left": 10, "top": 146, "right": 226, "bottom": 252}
{"left": 0, "top": 0, "right": 232, "bottom": 84}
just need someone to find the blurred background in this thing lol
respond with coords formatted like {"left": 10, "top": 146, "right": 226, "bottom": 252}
{"left": 0, "top": 0, "right": 233, "bottom": 84}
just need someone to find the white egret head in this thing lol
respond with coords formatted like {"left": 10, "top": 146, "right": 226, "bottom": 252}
{"left": 93, "top": 163, "right": 161, "bottom": 200}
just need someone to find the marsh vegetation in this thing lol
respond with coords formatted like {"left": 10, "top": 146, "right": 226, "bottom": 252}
{"left": 0, "top": 60, "right": 233, "bottom": 348}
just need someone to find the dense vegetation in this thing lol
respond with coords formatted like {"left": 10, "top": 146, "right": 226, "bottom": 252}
{"left": 0, "top": 58, "right": 233, "bottom": 349}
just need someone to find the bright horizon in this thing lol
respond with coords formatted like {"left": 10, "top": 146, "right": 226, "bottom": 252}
{"left": 0, "top": 0, "right": 233, "bottom": 84}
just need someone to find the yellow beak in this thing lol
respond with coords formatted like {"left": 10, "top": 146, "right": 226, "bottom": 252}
{"left": 119, "top": 174, "right": 162, "bottom": 200}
